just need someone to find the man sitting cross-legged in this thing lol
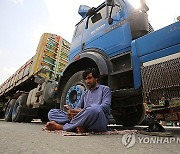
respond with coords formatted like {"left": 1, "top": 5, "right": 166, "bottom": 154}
{"left": 45, "top": 68, "right": 111, "bottom": 133}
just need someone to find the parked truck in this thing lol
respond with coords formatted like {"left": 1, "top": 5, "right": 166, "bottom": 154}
{"left": 0, "top": 0, "right": 180, "bottom": 126}
{"left": 0, "top": 33, "right": 70, "bottom": 122}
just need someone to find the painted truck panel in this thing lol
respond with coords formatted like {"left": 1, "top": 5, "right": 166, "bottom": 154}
{"left": 0, "top": 33, "right": 70, "bottom": 97}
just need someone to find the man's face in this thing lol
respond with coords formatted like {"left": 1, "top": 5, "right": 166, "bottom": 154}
{"left": 84, "top": 73, "right": 98, "bottom": 89}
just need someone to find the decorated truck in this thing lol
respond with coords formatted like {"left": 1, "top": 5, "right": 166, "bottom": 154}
{"left": 0, "top": 33, "right": 70, "bottom": 122}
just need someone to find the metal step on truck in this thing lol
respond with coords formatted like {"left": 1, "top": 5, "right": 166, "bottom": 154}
{"left": 1, "top": 0, "right": 180, "bottom": 126}
{"left": 0, "top": 33, "right": 70, "bottom": 122}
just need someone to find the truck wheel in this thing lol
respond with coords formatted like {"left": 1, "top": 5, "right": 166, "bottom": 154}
{"left": 61, "top": 71, "right": 86, "bottom": 109}
{"left": 38, "top": 109, "right": 49, "bottom": 123}
{"left": 24, "top": 116, "right": 33, "bottom": 123}
{"left": 113, "top": 104, "right": 145, "bottom": 126}
{"left": 5, "top": 99, "right": 16, "bottom": 122}
{"left": 40, "top": 114, "right": 49, "bottom": 123}
{"left": 0, "top": 102, "right": 5, "bottom": 119}
{"left": 0, "top": 110, "right": 4, "bottom": 119}
{"left": 12, "top": 94, "right": 28, "bottom": 122}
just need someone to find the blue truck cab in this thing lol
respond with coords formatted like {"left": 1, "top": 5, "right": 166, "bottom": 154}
{"left": 59, "top": 0, "right": 180, "bottom": 126}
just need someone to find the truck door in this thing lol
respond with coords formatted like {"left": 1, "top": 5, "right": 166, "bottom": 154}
{"left": 82, "top": 0, "right": 132, "bottom": 57}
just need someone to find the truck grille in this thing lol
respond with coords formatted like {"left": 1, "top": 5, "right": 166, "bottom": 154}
{"left": 141, "top": 56, "right": 180, "bottom": 106}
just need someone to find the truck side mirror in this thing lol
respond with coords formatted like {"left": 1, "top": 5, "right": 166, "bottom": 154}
{"left": 78, "top": 5, "right": 92, "bottom": 18}
{"left": 105, "top": 0, "right": 114, "bottom": 24}
{"left": 85, "top": 7, "right": 96, "bottom": 29}
{"left": 86, "top": 7, "right": 96, "bottom": 17}
{"left": 105, "top": 0, "right": 114, "bottom": 6}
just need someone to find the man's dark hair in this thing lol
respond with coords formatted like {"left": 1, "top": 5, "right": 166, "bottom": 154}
{"left": 82, "top": 68, "right": 99, "bottom": 79}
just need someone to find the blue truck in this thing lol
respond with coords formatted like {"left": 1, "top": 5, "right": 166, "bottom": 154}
{"left": 1, "top": 0, "right": 180, "bottom": 126}
{"left": 57, "top": 0, "right": 180, "bottom": 126}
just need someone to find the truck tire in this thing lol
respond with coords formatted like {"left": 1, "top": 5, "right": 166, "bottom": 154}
{"left": 40, "top": 114, "right": 49, "bottom": 123}
{"left": 12, "top": 94, "right": 28, "bottom": 122}
{"left": 4, "top": 99, "right": 16, "bottom": 122}
{"left": 26, "top": 89, "right": 33, "bottom": 107}
{"left": 43, "top": 81, "right": 57, "bottom": 103}
{"left": 113, "top": 104, "right": 145, "bottom": 126}
{"left": 0, "top": 102, "right": 5, "bottom": 119}
{"left": 38, "top": 109, "right": 49, "bottom": 123}
{"left": 61, "top": 71, "right": 86, "bottom": 109}
{"left": 24, "top": 116, "right": 33, "bottom": 123}
{"left": 0, "top": 111, "right": 4, "bottom": 119}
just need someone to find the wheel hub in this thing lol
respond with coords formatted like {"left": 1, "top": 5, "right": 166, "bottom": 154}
{"left": 66, "top": 85, "right": 85, "bottom": 108}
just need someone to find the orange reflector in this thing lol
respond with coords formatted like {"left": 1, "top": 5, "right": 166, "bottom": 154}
{"left": 74, "top": 55, "right": 80, "bottom": 61}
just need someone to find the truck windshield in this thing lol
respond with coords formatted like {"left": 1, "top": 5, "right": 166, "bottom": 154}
{"left": 73, "top": 0, "right": 121, "bottom": 37}
{"left": 87, "top": 2, "right": 121, "bottom": 29}
{"left": 73, "top": 21, "right": 84, "bottom": 38}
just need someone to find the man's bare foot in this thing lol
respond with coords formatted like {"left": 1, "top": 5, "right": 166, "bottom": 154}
{"left": 77, "top": 126, "right": 86, "bottom": 133}
{"left": 45, "top": 121, "right": 63, "bottom": 131}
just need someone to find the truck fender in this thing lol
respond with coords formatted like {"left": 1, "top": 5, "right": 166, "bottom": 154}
{"left": 63, "top": 51, "right": 110, "bottom": 76}
{"left": 56, "top": 51, "right": 111, "bottom": 103}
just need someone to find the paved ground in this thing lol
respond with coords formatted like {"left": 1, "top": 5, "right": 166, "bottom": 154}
{"left": 0, "top": 119, "right": 179, "bottom": 154}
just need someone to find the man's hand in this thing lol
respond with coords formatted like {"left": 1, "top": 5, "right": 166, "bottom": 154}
{"left": 64, "top": 104, "right": 82, "bottom": 119}
{"left": 67, "top": 108, "right": 82, "bottom": 119}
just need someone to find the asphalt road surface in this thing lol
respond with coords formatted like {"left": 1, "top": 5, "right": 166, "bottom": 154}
{"left": 0, "top": 119, "right": 179, "bottom": 154}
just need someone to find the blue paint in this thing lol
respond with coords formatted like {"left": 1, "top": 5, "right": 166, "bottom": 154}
{"left": 133, "top": 22, "right": 180, "bottom": 58}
